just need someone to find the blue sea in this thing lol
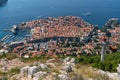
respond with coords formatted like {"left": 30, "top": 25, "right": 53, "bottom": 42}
{"left": 0, "top": 0, "right": 120, "bottom": 39}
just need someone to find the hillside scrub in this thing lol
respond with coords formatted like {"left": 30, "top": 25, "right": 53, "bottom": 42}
{"left": 0, "top": 53, "right": 17, "bottom": 60}
{"left": 76, "top": 52, "right": 120, "bottom": 72}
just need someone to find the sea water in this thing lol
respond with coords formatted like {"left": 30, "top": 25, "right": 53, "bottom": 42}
{"left": 0, "top": 0, "right": 120, "bottom": 39}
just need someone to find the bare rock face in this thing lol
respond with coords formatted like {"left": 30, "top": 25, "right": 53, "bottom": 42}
{"left": 0, "top": 58, "right": 8, "bottom": 71}
{"left": 38, "top": 64, "right": 48, "bottom": 70}
{"left": 28, "top": 66, "right": 40, "bottom": 78}
{"left": 19, "top": 57, "right": 77, "bottom": 80}
{"left": 62, "top": 57, "right": 76, "bottom": 73}
{"left": 58, "top": 74, "right": 69, "bottom": 80}
{"left": 70, "top": 58, "right": 75, "bottom": 63}
{"left": 69, "top": 58, "right": 76, "bottom": 67}
{"left": 46, "top": 63, "right": 56, "bottom": 68}
{"left": 20, "top": 65, "right": 48, "bottom": 80}
{"left": 97, "top": 68, "right": 119, "bottom": 80}
{"left": 63, "top": 57, "right": 70, "bottom": 64}
{"left": 46, "top": 58, "right": 56, "bottom": 67}
{"left": 62, "top": 65, "right": 72, "bottom": 73}
{"left": 46, "top": 58, "right": 56, "bottom": 63}
{"left": 33, "top": 71, "right": 47, "bottom": 80}
{"left": 63, "top": 57, "right": 76, "bottom": 64}
{"left": 62, "top": 62, "right": 73, "bottom": 73}
{"left": 117, "top": 64, "right": 120, "bottom": 80}
{"left": 20, "top": 66, "right": 30, "bottom": 76}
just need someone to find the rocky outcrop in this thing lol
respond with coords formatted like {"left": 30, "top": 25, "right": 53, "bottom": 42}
{"left": 95, "top": 67, "right": 120, "bottom": 80}
{"left": 19, "top": 57, "right": 77, "bottom": 80}
{"left": 20, "top": 65, "right": 47, "bottom": 80}
{"left": 38, "top": 64, "right": 48, "bottom": 70}
{"left": 33, "top": 71, "right": 47, "bottom": 80}
{"left": 9, "top": 57, "right": 120, "bottom": 80}
{"left": 117, "top": 64, "right": 120, "bottom": 80}
{"left": 58, "top": 74, "right": 69, "bottom": 80}
{"left": 62, "top": 57, "right": 76, "bottom": 73}
{"left": 57, "top": 57, "right": 76, "bottom": 80}
{"left": 20, "top": 66, "right": 30, "bottom": 76}
{"left": 105, "top": 18, "right": 119, "bottom": 28}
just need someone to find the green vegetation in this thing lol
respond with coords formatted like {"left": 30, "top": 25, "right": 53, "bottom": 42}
{"left": 0, "top": 53, "right": 17, "bottom": 60}
{"left": 75, "top": 64, "right": 112, "bottom": 80}
{"left": 1, "top": 67, "right": 20, "bottom": 78}
{"left": 76, "top": 52, "right": 120, "bottom": 72}
{"left": 0, "top": 71, "right": 8, "bottom": 77}
{"left": 0, "top": 77, "right": 8, "bottom": 80}
{"left": 9, "top": 67, "right": 20, "bottom": 75}
{"left": 20, "top": 56, "right": 49, "bottom": 63}
{"left": 0, "top": 67, "right": 20, "bottom": 79}
{"left": 69, "top": 73, "right": 85, "bottom": 80}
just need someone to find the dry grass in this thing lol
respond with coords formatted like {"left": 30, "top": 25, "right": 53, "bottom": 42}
{"left": 0, "top": 57, "right": 114, "bottom": 80}
{"left": 75, "top": 64, "right": 113, "bottom": 80}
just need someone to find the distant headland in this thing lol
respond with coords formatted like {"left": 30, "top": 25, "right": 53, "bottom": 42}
{"left": 0, "top": 0, "right": 8, "bottom": 5}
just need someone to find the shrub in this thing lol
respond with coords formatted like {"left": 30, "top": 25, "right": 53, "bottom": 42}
{"left": 92, "top": 60, "right": 118, "bottom": 72}
{"left": 20, "top": 56, "right": 49, "bottom": 63}
{"left": 0, "top": 71, "right": 8, "bottom": 76}
{"left": 9, "top": 67, "right": 20, "bottom": 74}
{"left": 6, "top": 53, "right": 17, "bottom": 60}
{"left": 77, "top": 52, "right": 120, "bottom": 72}
{"left": 70, "top": 74, "right": 85, "bottom": 80}
{"left": 0, "top": 53, "right": 17, "bottom": 60}
{"left": 0, "top": 77, "right": 8, "bottom": 80}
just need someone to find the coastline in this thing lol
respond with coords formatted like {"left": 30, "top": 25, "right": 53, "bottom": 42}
{"left": 0, "top": 16, "right": 119, "bottom": 44}
{"left": 0, "top": 16, "right": 91, "bottom": 42}
{"left": 0, "top": 0, "right": 120, "bottom": 79}
{"left": 0, "top": 16, "right": 120, "bottom": 80}
{"left": 1, "top": 0, "right": 120, "bottom": 35}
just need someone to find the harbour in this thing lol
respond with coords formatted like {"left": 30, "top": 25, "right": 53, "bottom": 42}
{"left": 0, "top": 0, "right": 120, "bottom": 80}
{"left": 0, "top": 0, "right": 120, "bottom": 36}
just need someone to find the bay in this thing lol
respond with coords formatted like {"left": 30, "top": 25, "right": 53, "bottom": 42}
{"left": 0, "top": 0, "right": 120, "bottom": 39}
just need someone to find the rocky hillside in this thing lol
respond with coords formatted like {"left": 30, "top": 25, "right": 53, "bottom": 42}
{"left": 0, "top": 57, "right": 118, "bottom": 80}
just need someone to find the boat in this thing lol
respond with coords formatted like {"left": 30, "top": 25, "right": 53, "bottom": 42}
{"left": 3, "top": 25, "right": 19, "bottom": 35}
{"left": 0, "top": 0, "right": 8, "bottom": 5}
{"left": 82, "top": 12, "right": 92, "bottom": 16}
